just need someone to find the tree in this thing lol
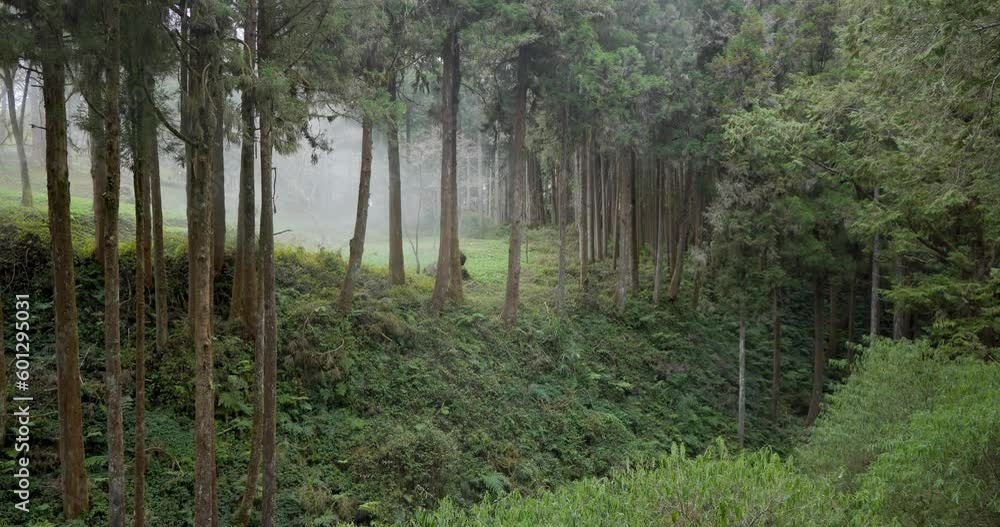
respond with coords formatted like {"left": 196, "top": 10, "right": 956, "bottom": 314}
{"left": 501, "top": 48, "right": 529, "bottom": 325}
{"left": 387, "top": 70, "right": 406, "bottom": 285}
{"left": 32, "top": 0, "right": 89, "bottom": 518}
{"left": 614, "top": 148, "right": 632, "bottom": 314}
{"left": 430, "top": 19, "right": 463, "bottom": 312}
{"left": 337, "top": 0, "right": 407, "bottom": 310}
{"left": 100, "top": 0, "right": 126, "bottom": 522}
{"left": 233, "top": 3, "right": 260, "bottom": 523}
{"left": 0, "top": 63, "right": 31, "bottom": 206}
{"left": 338, "top": 114, "right": 375, "bottom": 309}
{"left": 232, "top": 0, "right": 258, "bottom": 340}
{"left": 182, "top": 1, "right": 224, "bottom": 522}
{"left": 128, "top": 87, "right": 149, "bottom": 527}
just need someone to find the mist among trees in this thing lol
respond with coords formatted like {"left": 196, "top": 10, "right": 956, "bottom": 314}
{"left": 0, "top": 0, "right": 997, "bottom": 525}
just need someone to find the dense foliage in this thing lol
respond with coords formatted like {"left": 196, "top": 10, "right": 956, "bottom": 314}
{"left": 420, "top": 339, "right": 1000, "bottom": 527}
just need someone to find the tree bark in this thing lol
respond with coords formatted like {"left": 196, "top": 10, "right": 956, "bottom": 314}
{"left": 614, "top": 149, "right": 632, "bottom": 314}
{"left": 501, "top": 49, "right": 528, "bottom": 325}
{"left": 189, "top": 3, "right": 220, "bottom": 523}
{"left": 90, "top": 104, "right": 108, "bottom": 266}
{"left": 39, "top": 5, "right": 89, "bottom": 516}
{"left": 771, "top": 286, "right": 781, "bottom": 421}
{"left": 738, "top": 302, "right": 746, "bottom": 448}
{"left": 259, "top": 110, "right": 278, "bottom": 527}
{"left": 130, "top": 82, "right": 149, "bottom": 527}
{"left": 846, "top": 268, "right": 856, "bottom": 363}
{"left": 234, "top": 2, "right": 260, "bottom": 524}
{"left": 526, "top": 152, "right": 544, "bottom": 227}
{"left": 387, "top": 72, "right": 405, "bottom": 285}
{"left": 666, "top": 216, "right": 688, "bottom": 302}
{"left": 2, "top": 66, "right": 32, "bottom": 206}
{"left": 0, "top": 301, "right": 3, "bottom": 449}
{"left": 339, "top": 117, "right": 374, "bottom": 309}
{"left": 431, "top": 23, "right": 463, "bottom": 312}
{"left": 146, "top": 83, "right": 169, "bottom": 353}
{"left": 102, "top": 1, "right": 126, "bottom": 523}
{"left": 870, "top": 187, "right": 881, "bottom": 340}
{"left": 892, "top": 254, "right": 906, "bottom": 340}
{"left": 653, "top": 160, "right": 664, "bottom": 304}
{"left": 258, "top": 3, "right": 278, "bottom": 524}
{"left": 629, "top": 150, "right": 639, "bottom": 291}
{"left": 232, "top": 0, "right": 258, "bottom": 338}
{"left": 828, "top": 277, "right": 839, "bottom": 362}
{"left": 577, "top": 136, "right": 588, "bottom": 287}
{"left": 213, "top": 64, "right": 227, "bottom": 278}
{"left": 805, "top": 276, "right": 826, "bottom": 427}
{"left": 556, "top": 106, "right": 568, "bottom": 312}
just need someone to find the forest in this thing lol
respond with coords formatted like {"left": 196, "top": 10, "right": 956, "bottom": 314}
{"left": 0, "top": 0, "right": 997, "bottom": 525}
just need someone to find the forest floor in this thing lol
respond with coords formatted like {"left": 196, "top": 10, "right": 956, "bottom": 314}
{"left": 0, "top": 185, "right": 827, "bottom": 526}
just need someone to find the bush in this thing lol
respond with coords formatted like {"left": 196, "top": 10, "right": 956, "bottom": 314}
{"left": 350, "top": 419, "right": 462, "bottom": 519}
{"left": 800, "top": 338, "right": 1000, "bottom": 526}
{"left": 415, "top": 442, "right": 851, "bottom": 527}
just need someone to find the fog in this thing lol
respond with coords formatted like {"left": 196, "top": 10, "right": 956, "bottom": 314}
{"left": 219, "top": 116, "right": 442, "bottom": 252}
{"left": 1, "top": 80, "right": 499, "bottom": 269}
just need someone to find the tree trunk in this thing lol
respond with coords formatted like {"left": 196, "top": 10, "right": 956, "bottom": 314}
{"left": 501, "top": 49, "right": 528, "bottom": 325}
{"left": 213, "top": 66, "right": 226, "bottom": 278}
{"left": 870, "top": 188, "right": 881, "bottom": 340}
{"left": 629, "top": 150, "right": 639, "bottom": 292}
{"left": 102, "top": 1, "right": 126, "bottom": 522}
{"left": 653, "top": 160, "right": 664, "bottom": 304}
{"left": 587, "top": 140, "right": 596, "bottom": 263}
{"left": 189, "top": 3, "right": 220, "bottom": 523}
{"left": 143, "top": 150, "right": 153, "bottom": 287}
{"left": 90, "top": 106, "right": 108, "bottom": 266}
{"left": 234, "top": 2, "right": 260, "bottom": 523}
{"left": 387, "top": 72, "right": 405, "bottom": 285}
{"left": 828, "top": 277, "right": 839, "bottom": 362}
{"left": 130, "top": 83, "right": 149, "bottom": 527}
{"left": 771, "top": 286, "right": 781, "bottom": 421}
{"left": 232, "top": 0, "right": 258, "bottom": 337}
{"left": 666, "top": 216, "right": 688, "bottom": 302}
{"left": 846, "top": 269, "right": 856, "bottom": 363}
{"left": 236, "top": 301, "right": 264, "bottom": 527}
{"left": 339, "top": 117, "right": 374, "bottom": 310}
{"left": 147, "top": 85, "right": 169, "bottom": 353}
{"left": 431, "top": 23, "right": 463, "bottom": 312}
{"left": 3, "top": 66, "right": 31, "bottom": 206}
{"left": 608, "top": 152, "right": 624, "bottom": 271}
{"left": 577, "top": 139, "right": 588, "bottom": 288}
{"left": 614, "top": 149, "right": 631, "bottom": 314}
{"left": 892, "top": 255, "right": 906, "bottom": 340}
{"left": 527, "top": 152, "right": 545, "bottom": 227}
{"left": 738, "top": 302, "right": 746, "bottom": 448}
{"left": 0, "top": 301, "right": 3, "bottom": 449}
{"left": 556, "top": 107, "right": 568, "bottom": 312}
{"left": 259, "top": 3, "right": 278, "bottom": 523}
{"left": 39, "top": 6, "right": 89, "bottom": 516}
{"left": 805, "top": 276, "right": 826, "bottom": 427}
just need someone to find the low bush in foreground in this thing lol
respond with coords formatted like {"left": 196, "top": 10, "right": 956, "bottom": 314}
{"left": 415, "top": 442, "right": 851, "bottom": 527}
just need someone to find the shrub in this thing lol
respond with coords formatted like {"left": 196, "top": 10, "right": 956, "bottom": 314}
{"left": 416, "top": 442, "right": 850, "bottom": 527}
{"left": 800, "top": 338, "right": 1000, "bottom": 526}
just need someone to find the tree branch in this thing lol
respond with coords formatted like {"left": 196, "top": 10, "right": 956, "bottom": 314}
{"left": 802, "top": 154, "right": 841, "bottom": 175}
{"left": 142, "top": 83, "right": 197, "bottom": 146}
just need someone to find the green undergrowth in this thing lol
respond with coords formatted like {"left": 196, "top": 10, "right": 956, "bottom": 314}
{"left": 417, "top": 442, "right": 854, "bottom": 527}
{"left": 416, "top": 339, "right": 999, "bottom": 527}
{"left": 0, "top": 197, "right": 823, "bottom": 526}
